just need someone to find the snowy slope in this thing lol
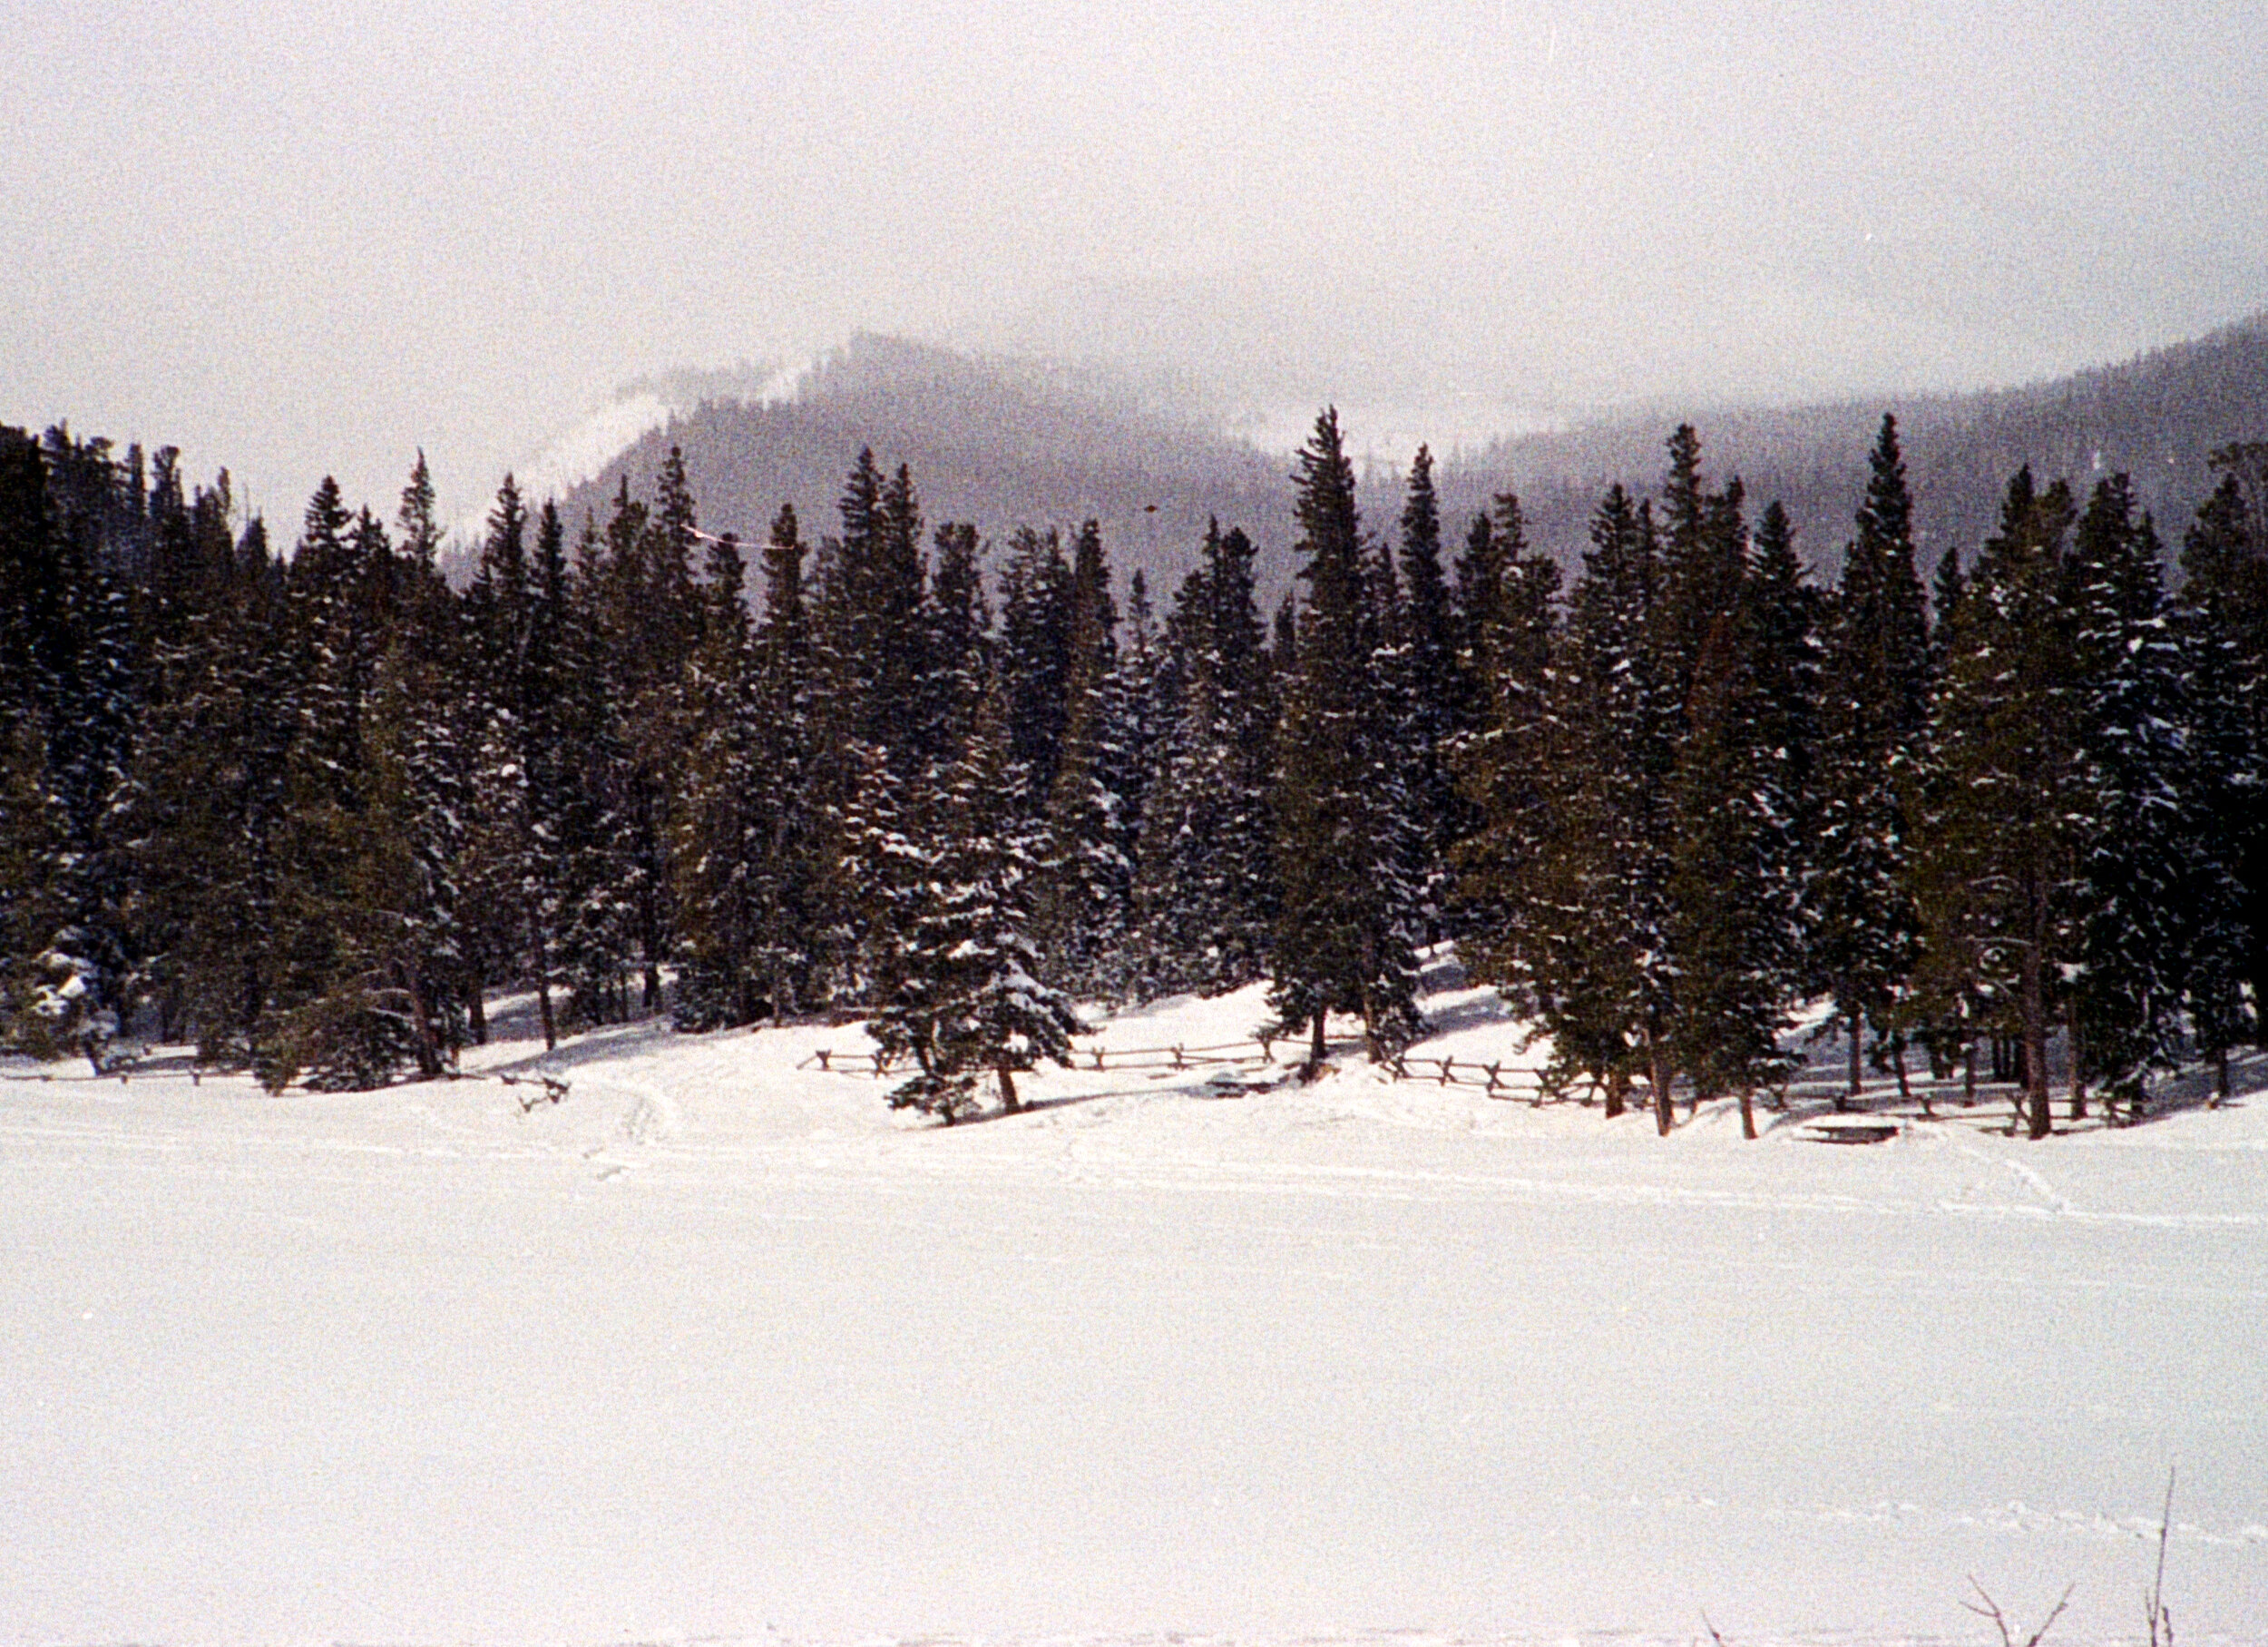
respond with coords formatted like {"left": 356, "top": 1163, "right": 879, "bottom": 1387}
{"left": 4, "top": 966, "right": 2265, "bottom": 1647}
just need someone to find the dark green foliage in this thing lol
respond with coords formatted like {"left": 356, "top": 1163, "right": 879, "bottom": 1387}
{"left": 1911, "top": 469, "right": 2084, "bottom": 1137}
{"left": 1135, "top": 522, "right": 1278, "bottom": 996}
{"left": 1814, "top": 415, "right": 1931, "bottom": 1096}
{"left": 14, "top": 401, "right": 2266, "bottom": 1133}
{"left": 1396, "top": 446, "right": 1463, "bottom": 927}
{"left": 1268, "top": 410, "right": 1423, "bottom": 1064}
{"left": 1038, "top": 521, "right": 1132, "bottom": 995}
{"left": 875, "top": 681, "right": 1082, "bottom": 1123}
{"left": 0, "top": 428, "right": 138, "bottom": 1064}
{"left": 2180, "top": 453, "right": 2268, "bottom": 1041}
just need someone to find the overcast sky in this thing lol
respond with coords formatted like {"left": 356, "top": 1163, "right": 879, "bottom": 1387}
{"left": 6, "top": 0, "right": 2266, "bottom": 525}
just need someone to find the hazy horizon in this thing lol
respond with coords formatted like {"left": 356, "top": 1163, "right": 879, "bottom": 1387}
{"left": 8, "top": 2, "right": 2267, "bottom": 527}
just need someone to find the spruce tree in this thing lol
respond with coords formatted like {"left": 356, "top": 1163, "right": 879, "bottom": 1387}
{"left": 1396, "top": 446, "right": 1463, "bottom": 928}
{"left": 1813, "top": 415, "right": 1931, "bottom": 1103}
{"left": 874, "top": 680, "right": 1082, "bottom": 1123}
{"left": 0, "top": 429, "right": 138, "bottom": 1064}
{"left": 1134, "top": 522, "right": 1277, "bottom": 996}
{"left": 2180, "top": 457, "right": 2268, "bottom": 1044}
{"left": 2062, "top": 476, "right": 2226, "bottom": 1113}
{"left": 1038, "top": 521, "right": 1131, "bottom": 995}
{"left": 1911, "top": 469, "right": 2082, "bottom": 1138}
{"left": 1268, "top": 411, "right": 1422, "bottom": 1066}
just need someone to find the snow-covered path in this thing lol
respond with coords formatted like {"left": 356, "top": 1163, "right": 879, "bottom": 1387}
{"left": 4, "top": 985, "right": 2265, "bottom": 1645}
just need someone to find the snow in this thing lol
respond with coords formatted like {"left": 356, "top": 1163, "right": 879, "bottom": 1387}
{"left": 4, "top": 966, "right": 2266, "bottom": 1647}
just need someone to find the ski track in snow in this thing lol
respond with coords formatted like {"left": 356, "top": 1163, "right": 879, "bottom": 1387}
{"left": 3, "top": 978, "right": 2265, "bottom": 1647}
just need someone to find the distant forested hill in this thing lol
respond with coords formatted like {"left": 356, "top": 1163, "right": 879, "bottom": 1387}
{"left": 1456, "top": 311, "right": 2268, "bottom": 576}
{"left": 566, "top": 316, "right": 2268, "bottom": 596}
{"left": 562, "top": 336, "right": 1302, "bottom": 603}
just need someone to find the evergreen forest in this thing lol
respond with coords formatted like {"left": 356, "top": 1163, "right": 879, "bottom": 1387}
{"left": 4, "top": 412, "right": 2264, "bottom": 1139}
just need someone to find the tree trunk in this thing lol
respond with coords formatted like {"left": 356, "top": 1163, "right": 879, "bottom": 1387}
{"left": 2214, "top": 1047, "right": 2230, "bottom": 1109}
{"left": 1964, "top": 1040, "right": 1978, "bottom": 1105}
{"left": 1604, "top": 1066, "right": 1626, "bottom": 1120}
{"left": 1737, "top": 1084, "right": 1756, "bottom": 1141}
{"left": 2068, "top": 1010, "right": 2087, "bottom": 1121}
{"left": 1647, "top": 1027, "right": 1674, "bottom": 1137}
{"left": 1841, "top": 1002, "right": 1862, "bottom": 1112}
{"left": 400, "top": 961, "right": 443, "bottom": 1079}
{"left": 1307, "top": 1009, "right": 1328, "bottom": 1078}
{"left": 1891, "top": 1033, "right": 1915, "bottom": 1113}
{"left": 997, "top": 1064, "right": 1019, "bottom": 1113}
{"left": 467, "top": 978, "right": 487, "bottom": 1046}
{"left": 2019, "top": 936, "right": 2051, "bottom": 1141}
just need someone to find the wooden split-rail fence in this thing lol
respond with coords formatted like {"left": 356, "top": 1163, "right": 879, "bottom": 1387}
{"left": 799, "top": 1038, "right": 1549, "bottom": 1099}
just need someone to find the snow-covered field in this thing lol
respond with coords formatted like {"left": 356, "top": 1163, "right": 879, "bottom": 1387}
{"left": 5, "top": 964, "right": 2266, "bottom": 1647}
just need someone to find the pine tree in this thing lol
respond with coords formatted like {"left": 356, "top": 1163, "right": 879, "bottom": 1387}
{"left": 1813, "top": 415, "right": 1931, "bottom": 1103}
{"left": 1397, "top": 446, "right": 1462, "bottom": 928}
{"left": 1134, "top": 522, "right": 1277, "bottom": 996}
{"left": 2062, "top": 476, "right": 2226, "bottom": 1114}
{"left": 1663, "top": 485, "right": 1809, "bottom": 1133}
{"left": 2179, "top": 456, "right": 2268, "bottom": 1052}
{"left": 874, "top": 680, "right": 1083, "bottom": 1123}
{"left": 995, "top": 524, "right": 1074, "bottom": 815}
{"left": 1911, "top": 468, "right": 2083, "bottom": 1139}
{"left": 1, "top": 428, "right": 137, "bottom": 1064}
{"left": 1468, "top": 484, "right": 1679, "bottom": 1123}
{"left": 1268, "top": 410, "right": 1423, "bottom": 1066}
{"left": 1038, "top": 521, "right": 1130, "bottom": 995}
{"left": 1450, "top": 485, "right": 1562, "bottom": 954}
{"left": 672, "top": 524, "right": 765, "bottom": 1030}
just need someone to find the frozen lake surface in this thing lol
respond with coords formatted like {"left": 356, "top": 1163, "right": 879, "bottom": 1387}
{"left": 5, "top": 976, "right": 2264, "bottom": 1645}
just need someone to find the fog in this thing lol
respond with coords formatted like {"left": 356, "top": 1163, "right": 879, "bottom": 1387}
{"left": 5, "top": 0, "right": 2266, "bottom": 524}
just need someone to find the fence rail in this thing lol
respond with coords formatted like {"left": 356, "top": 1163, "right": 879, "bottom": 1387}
{"left": 800, "top": 1036, "right": 1550, "bottom": 1098}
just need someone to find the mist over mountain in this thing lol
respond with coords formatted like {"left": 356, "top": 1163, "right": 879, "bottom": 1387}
{"left": 560, "top": 314, "right": 2268, "bottom": 602}
{"left": 1465, "top": 310, "right": 2268, "bottom": 576}
{"left": 560, "top": 336, "right": 1299, "bottom": 603}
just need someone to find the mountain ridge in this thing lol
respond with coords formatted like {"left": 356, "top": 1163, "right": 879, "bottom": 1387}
{"left": 552, "top": 313, "right": 2268, "bottom": 596}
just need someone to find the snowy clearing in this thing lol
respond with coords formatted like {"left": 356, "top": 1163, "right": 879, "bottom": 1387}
{"left": 5, "top": 967, "right": 2266, "bottom": 1647}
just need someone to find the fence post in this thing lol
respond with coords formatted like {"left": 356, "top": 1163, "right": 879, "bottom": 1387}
{"left": 1486, "top": 1062, "right": 1501, "bottom": 1095}
{"left": 1259, "top": 1035, "right": 1274, "bottom": 1064}
{"left": 1172, "top": 1044, "right": 1185, "bottom": 1069}
{"left": 1390, "top": 1054, "right": 1407, "bottom": 1080}
{"left": 1094, "top": 1047, "right": 1107, "bottom": 1071}
{"left": 1438, "top": 1058, "right": 1452, "bottom": 1086}
{"left": 816, "top": 1049, "right": 832, "bottom": 1072}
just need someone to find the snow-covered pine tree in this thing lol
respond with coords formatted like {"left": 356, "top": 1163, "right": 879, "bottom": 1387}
{"left": 995, "top": 524, "right": 1075, "bottom": 819}
{"left": 1037, "top": 521, "right": 1132, "bottom": 996}
{"left": 0, "top": 428, "right": 138, "bottom": 1066}
{"left": 1451, "top": 485, "right": 1561, "bottom": 968}
{"left": 1268, "top": 410, "right": 1422, "bottom": 1068}
{"left": 874, "top": 679, "right": 1082, "bottom": 1123}
{"left": 453, "top": 475, "right": 537, "bottom": 1046}
{"left": 2176, "top": 468, "right": 2268, "bottom": 1093}
{"left": 272, "top": 638, "right": 468, "bottom": 1087}
{"left": 1911, "top": 468, "right": 2084, "bottom": 1139}
{"left": 1813, "top": 415, "right": 1931, "bottom": 1103}
{"left": 1096, "top": 568, "right": 1165, "bottom": 992}
{"left": 738, "top": 504, "right": 826, "bottom": 1021}
{"left": 548, "top": 509, "right": 640, "bottom": 1026}
{"left": 1501, "top": 484, "right": 1680, "bottom": 1124}
{"left": 1396, "top": 446, "right": 1462, "bottom": 932}
{"left": 1133, "top": 522, "right": 1277, "bottom": 997}
{"left": 671, "top": 524, "right": 766, "bottom": 1031}
{"left": 804, "top": 451, "right": 935, "bottom": 1006}
{"left": 921, "top": 522, "right": 991, "bottom": 768}
{"left": 2061, "top": 475, "right": 2223, "bottom": 1116}
{"left": 1663, "top": 482, "right": 1809, "bottom": 1134}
